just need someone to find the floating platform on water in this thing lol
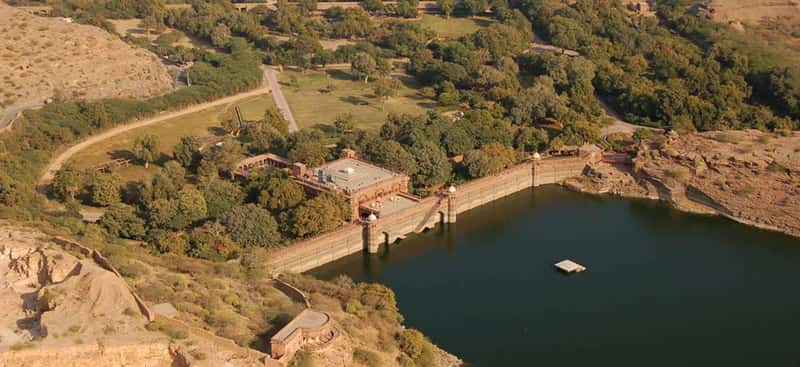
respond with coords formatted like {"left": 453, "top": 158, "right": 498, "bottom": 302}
{"left": 555, "top": 259, "right": 586, "bottom": 274}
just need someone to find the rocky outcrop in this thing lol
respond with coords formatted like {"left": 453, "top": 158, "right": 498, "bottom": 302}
{"left": 566, "top": 130, "right": 800, "bottom": 237}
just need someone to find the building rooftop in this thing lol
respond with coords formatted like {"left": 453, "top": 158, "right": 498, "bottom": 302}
{"left": 271, "top": 309, "right": 330, "bottom": 342}
{"left": 310, "top": 158, "right": 400, "bottom": 193}
{"left": 362, "top": 194, "right": 419, "bottom": 217}
{"left": 554, "top": 259, "right": 586, "bottom": 273}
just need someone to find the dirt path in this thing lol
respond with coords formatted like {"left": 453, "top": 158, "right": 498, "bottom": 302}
{"left": 37, "top": 71, "right": 270, "bottom": 186}
{"left": 265, "top": 67, "right": 299, "bottom": 133}
{"left": 598, "top": 97, "right": 662, "bottom": 136}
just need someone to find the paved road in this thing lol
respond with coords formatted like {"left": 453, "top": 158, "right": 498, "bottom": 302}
{"left": 0, "top": 102, "right": 42, "bottom": 133}
{"left": 264, "top": 67, "right": 299, "bottom": 133}
{"left": 38, "top": 71, "right": 270, "bottom": 186}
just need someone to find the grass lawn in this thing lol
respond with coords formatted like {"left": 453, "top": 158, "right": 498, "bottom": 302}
{"left": 68, "top": 94, "right": 276, "bottom": 183}
{"left": 414, "top": 15, "right": 493, "bottom": 38}
{"left": 279, "top": 70, "right": 438, "bottom": 131}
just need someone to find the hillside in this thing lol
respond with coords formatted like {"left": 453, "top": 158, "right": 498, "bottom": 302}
{"left": 0, "top": 2, "right": 174, "bottom": 126}
{"left": 706, "top": 0, "right": 800, "bottom": 23}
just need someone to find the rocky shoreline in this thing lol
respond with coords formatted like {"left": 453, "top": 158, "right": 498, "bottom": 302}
{"left": 563, "top": 130, "right": 800, "bottom": 239}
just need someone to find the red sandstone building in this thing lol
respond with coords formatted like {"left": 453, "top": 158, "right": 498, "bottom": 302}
{"left": 235, "top": 148, "right": 414, "bottom": 221}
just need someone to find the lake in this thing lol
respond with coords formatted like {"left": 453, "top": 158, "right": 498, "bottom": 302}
{"left": 311, "top": 186, "right": 800, "bottom": 366}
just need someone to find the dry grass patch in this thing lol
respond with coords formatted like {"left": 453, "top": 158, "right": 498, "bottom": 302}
{"left": 280, "top": 70, "right": 437, "bottom": 131}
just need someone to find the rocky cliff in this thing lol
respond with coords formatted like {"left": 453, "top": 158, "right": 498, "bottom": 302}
{"left": 566, "top": 130, "right": 800, "bottom": 237}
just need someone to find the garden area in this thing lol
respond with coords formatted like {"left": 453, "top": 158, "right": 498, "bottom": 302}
{"left": 279, "top": 69, "right": 438, "bottom": 131}
{"left": 66, "top": 94, "right": 276, "bottom": 184}
{"left": 413, "top": 14, "right": 493, "bottom": 38}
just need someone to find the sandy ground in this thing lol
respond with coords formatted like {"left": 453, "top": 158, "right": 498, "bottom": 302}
{"left": 0, "top": 227, "right": 153, "bottom": 349}
{"left": 0, "top": 3, "right": 174, "bottom": 130}
{"left": 707, "top": 0, "right": 800, "bottom": 23}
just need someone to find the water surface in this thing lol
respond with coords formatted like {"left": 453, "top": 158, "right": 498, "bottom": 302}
{"left": 312, "top": 186, "right": 800, "bottom": 366}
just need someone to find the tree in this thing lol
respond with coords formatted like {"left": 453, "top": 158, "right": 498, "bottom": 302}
{"left": 396, "top": 0, "right": 419, "bottom": 18}
{"left": 202, "top": 180, "right": 244, "bottom": 219}
{"left": 0, "top": 177, "right": 20, "bottom": 206}
{"left": 408, "top": 141, "right": 451, "bottom": 187}
{"left": 173, "top": 136, "right": 201, "bottom": 169}
{"left": 362, "top": 0, "right": 385, "bottom": 14}
{"left": 210, "top": 23, "right": 232, "bottom": 48}
{"left": 298, "top": 0, "right": 317, "bottom": 13}
{"left": 220, "top": 204, "right": 283, "bottom": 248}
{"left": 351, "top": 52, "right": 378, "bottom": 83}
{"left": 365, "top": 140, "right": 418, "bottom": 176}
{"left": 99, "top": 204, "right": 146, "bottom": 240}
{"left": 438, "top": 0, "right": 455, "bottom": 18}
{"left": 441, "top": 125, "right": 476, "bottom": 156}
{"left": 188, "top": 222, "right": 240, "bottom": 261}
{"left": 461, "top": 0, "right": 488, "bottom": 16}
{"left": 89, "top": 172, "right": 122, "bottom": 207}
{"left": 152, "top": 231, "right": 190, "bottom": 254}
{"left": 147, "top": 187, "right": 207, "bottom": 230}
{"left": 463, "top": 143, "right": 515, "bottom": 177}
{"left": 262, "top": 107, "right": 289, "bottom": 135}
{"left": 514, "top": 127, "right": 549, "bottom": 152}
{"left": 132, "top": 134, "right": 159, "bottom": 168}
{"left": 173, "top": 187, "right": 208, "bottom": 229}
{"left": 49, "top": 164, "right": 83, "bottom": 201}
{"left": 288, "top": 141, "right": 330, "bottom": 167}
{"left": 258, "top": 177, "right": 305, "bottom": 211}
{"left": 290, "top": 193, "right": 349, "bottom": 237}
{"left": 334, "top": 113, "right": 355, "bottom": 134}
{"left": 546, "top": 16, "right": 588, "bottom": 51}
{"left": 374, "top": 79, "right": 402, "bottom": 110}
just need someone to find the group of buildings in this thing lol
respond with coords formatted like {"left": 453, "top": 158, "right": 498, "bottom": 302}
{"left": 234, "top": 148, "right": 419, "bottom": 222}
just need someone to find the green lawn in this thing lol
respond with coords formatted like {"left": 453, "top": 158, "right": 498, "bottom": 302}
{"left": 68, "top": 94, "right": 276, "bottom": 183}
{"left": 279, "top": 70, "right": 437, "bottom": 131}
{"left": 414, "top": 15, "right": 493, "bottom": 39}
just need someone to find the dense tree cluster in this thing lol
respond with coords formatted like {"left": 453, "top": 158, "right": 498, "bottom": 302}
{"left": 519, "top": 0, "right": 799, "bottom": 131}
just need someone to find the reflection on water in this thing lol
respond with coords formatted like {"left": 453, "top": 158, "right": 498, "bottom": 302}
{"left": 312, "top": 186, "right": 800, "bottom": 366}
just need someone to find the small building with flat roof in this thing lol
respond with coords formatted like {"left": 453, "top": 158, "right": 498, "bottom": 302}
{"left": 270, "top": 309, "right": 333, "bottom": 360}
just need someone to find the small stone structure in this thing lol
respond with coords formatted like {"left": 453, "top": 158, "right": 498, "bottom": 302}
{"left": 555, "top": 260, "right": 586, "bottom": 273}
{"left": 270, "top": 309, "right": 334, "bottom": 361}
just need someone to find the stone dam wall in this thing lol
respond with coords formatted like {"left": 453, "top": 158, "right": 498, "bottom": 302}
{"left": 266, "top": 155, "right": 594, "bottom": 273}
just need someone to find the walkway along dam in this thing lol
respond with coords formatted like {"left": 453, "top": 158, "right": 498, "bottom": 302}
{"left": 265, "top": 152, "right": 599, "bottom": 273}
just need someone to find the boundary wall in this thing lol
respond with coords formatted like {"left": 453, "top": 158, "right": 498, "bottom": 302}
{"left": 266, "top": 155, "right": 596, "bottom": 273}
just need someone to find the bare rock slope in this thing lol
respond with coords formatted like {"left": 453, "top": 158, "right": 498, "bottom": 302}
{"left": 567, "top": 130, "right": 800, "bottom": 237}
{"left": 0, "top": 2, "right": 174, "bottom": 123}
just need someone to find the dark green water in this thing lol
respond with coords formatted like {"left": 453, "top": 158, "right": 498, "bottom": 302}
{"left": 311, "top": 186, "right": 800, "bottom": 366}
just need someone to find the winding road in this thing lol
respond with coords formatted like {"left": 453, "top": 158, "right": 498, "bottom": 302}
{"left": 37, "top": 68, "right": 272, "bottom": 186}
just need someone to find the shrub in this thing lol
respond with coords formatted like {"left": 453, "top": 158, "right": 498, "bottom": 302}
{"left": 397, "top": 354, "right": 415, "bottom": 367}
{"left": 289, "top": 350, "right": 315, "bottom": 367}
{"left": 145, "top": 320, "right": 188, "bottom": 340}
{"left": 397, "top": 329, "right": 425, "bottom": 360}
{"left": 353, "top": 347, "right": 383, "bottom": 367}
